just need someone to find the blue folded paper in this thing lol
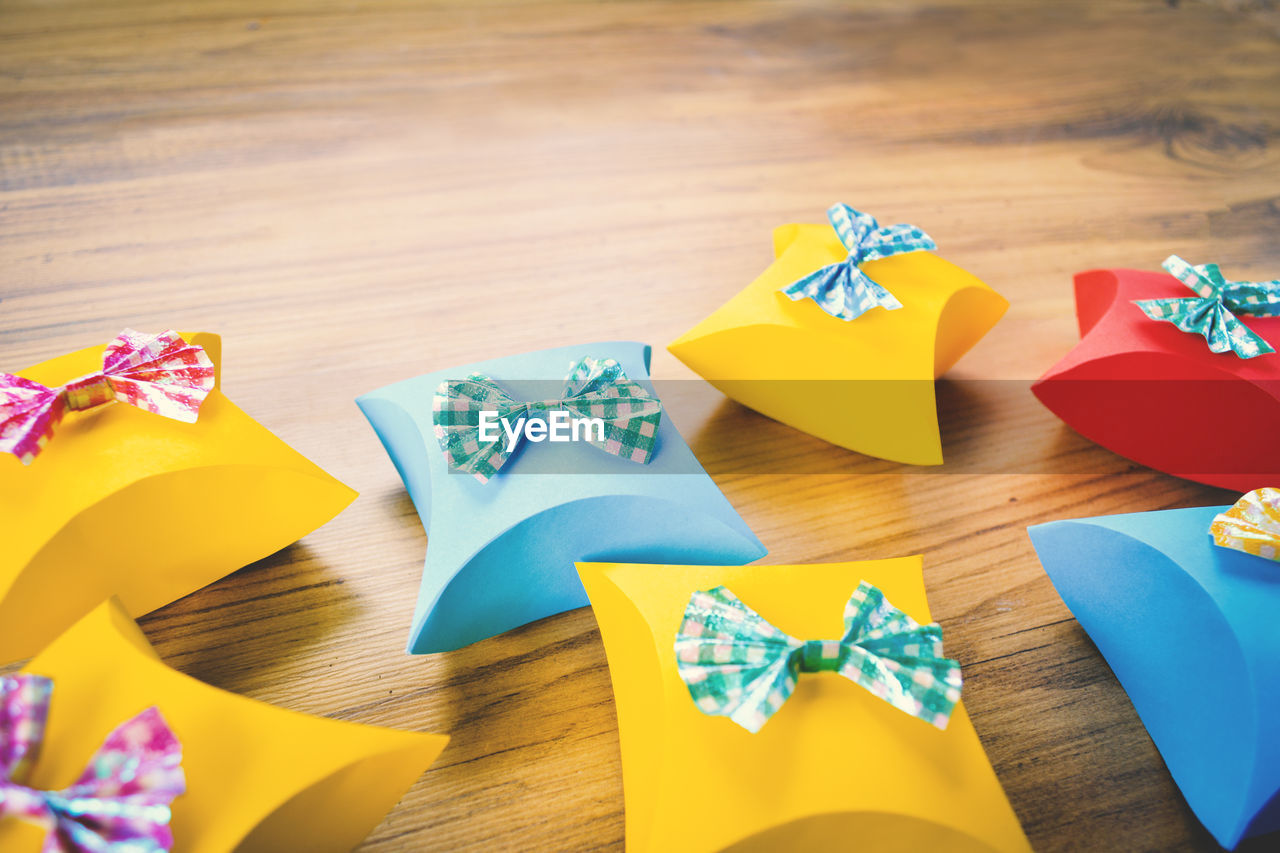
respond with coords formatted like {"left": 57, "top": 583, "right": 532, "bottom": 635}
{"left": 357, "top": 341, "right": 767, "bottom": 653}
{"left": 1028, "top": 507, "right": 1280, "bottom": 850}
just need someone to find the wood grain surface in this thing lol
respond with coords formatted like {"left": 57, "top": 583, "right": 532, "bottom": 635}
{"left": 2, "top": 1, "right": 1278, "bottom": 850}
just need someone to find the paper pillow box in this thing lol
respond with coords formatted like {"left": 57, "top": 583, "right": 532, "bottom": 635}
{"left": 356, "top": 341, "right": 766, "bottom": 654}
{"left": 0, "top": 332, "right": 357, "bottom": 664}
{"left": 1028, "top": 505, "right": 1280, "bottom": 849}
{"left": 0, "top": 598, "right": 447, "bottom": 853}
{"left": 668, "top": 209, "right": 1007, "bottom": 465}
{"left": 577, "top": 558, "right": 1031, "bottom": 853}
{"left": 1032, "top": 267, "right": 1280, "bottom": 491}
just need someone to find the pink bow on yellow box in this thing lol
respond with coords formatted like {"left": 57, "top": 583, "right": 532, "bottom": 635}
{"left": 0, "top": 330, "right": 214, "bottom": 464}
{"left": 0, "top": 330, "right": 356, "bottom": 663}
{"left": 0, "top": 674, "right": 185, "bottom": 853}
{"left": 0, "top": 599, "right": 448, "bottom": 853}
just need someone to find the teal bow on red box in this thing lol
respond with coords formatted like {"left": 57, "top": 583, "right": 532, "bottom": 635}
{"left": 780, "top": 204, "right": 937, "bottom": 322}
{"left": 0, "top": 674, "right": 185, "bottom": 852}
{"left": 674, "top": 582, "right": 962, "bottom": 733}
{"left": 0, "top": 329, "right": 215, "bottom": 464}
{"left": 433, "top": 356, "right": 663, "bottom": 483}
{"left": 1135, "top": 256, "right": 1280, "bottom": 359}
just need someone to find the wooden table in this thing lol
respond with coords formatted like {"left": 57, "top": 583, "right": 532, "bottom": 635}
{"left": 3, "top": 1, "right": 1277, "bottom": 850}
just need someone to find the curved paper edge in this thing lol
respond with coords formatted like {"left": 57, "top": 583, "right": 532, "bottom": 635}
{"left": 721, "top": 811, "right": 1004, "bottom": 853}
{"left": 933, "top": 282, "right": 1009, "bottom": 378}
{"left": 1031, "top": 351, "right": 1280, "bottom": 492}
{"left": 578, "top": 561, "right": 665, "bottom": 852}
{"left": 236, "top": 736, "right": 448, "bottom": 853}
{"left": 771, "top": 223, "right": 804, "bottom": 257}
{"left": 409, "top": 494, "right": 767, "bottom": 653}
{"left": 1073, "top": 269, "right": 1122, "bottom": 338}
{"left": 669, "top": 323, "right": 943, "bottom": 465}
{"left": 356, "top": 394, "right": 434, "bottom": 524}
{"left": 13, "top": 599, "right": 447, "bottom": 853}
{"left": 0, "top": 461, "right": 356, "bottom": 665}
{"left": 1027, "top": 520, "right": 1261, "bottom": 848}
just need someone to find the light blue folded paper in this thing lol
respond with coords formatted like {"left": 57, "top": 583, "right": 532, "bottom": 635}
{"left": 1028, "top": 507, "right": 1280, "bottom": 850}
{"left": 356, "top": 341, "right": 767, "bottom": 654}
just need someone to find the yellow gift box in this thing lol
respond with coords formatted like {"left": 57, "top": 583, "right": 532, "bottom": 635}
{"left": 0, "top": 333, "right": 356, "bottom": 663}
{"left": 0, "top": 598, "right": 447, "bottom": 852}
{"left": 668, "top": 218, "right": 1007, "bottom": 464}
{"left": 578, "top": 558, "right": 1030, "bottom": 853}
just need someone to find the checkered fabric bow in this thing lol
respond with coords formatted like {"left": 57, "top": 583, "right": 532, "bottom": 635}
{"left": 0, "top": 674, "right": 186, "bottom": 853}
{"left": 1134, "top": 256, "right": 1280, "bottom": 359}
{"left": 433, "top": 356, "right": 663, "bottom": 483}
{"left": 674, "top": 582, "right": 962, "bottom": 733}
{"left": 0, "top": 329, "right": 215, "bottom": 464}
{"left": 779, "top": 203, "right": 937, "bottom": 321}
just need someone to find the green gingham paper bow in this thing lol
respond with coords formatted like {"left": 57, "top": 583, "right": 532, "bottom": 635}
{"left": 674, "top": 582, "right": 962, "bottom": 733}
{"left": 433, "top": 356, "right": 663, "bottom": 483}
{"left": 780, "top": 203, "right": 937, "bottom": 321}
{"left": 1134, "top": 255, "right": 1280, "bottom": 359}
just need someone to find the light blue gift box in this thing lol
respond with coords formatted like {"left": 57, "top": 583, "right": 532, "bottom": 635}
{"left": 357, "top": 341, "right": 766, "bottom": 654}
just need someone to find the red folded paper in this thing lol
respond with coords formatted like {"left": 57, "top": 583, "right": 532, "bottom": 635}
{"left": 1032, "top": 268, "right": 1280, "bottom": 491}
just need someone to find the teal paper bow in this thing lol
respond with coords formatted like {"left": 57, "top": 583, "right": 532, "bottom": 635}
{"left": 779, "top": 204, "right": 937, "bottom": 321}
{"left": 432, "top": 356, "right": 663, "bottom": 483}
{"left": 674, "top": 582, "right": 962, "bottom": 733}
{"left": 1134, "top": 255, "right": 1279, "bottom": 359}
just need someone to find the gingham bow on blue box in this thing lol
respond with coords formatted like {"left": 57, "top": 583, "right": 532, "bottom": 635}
{"left": 779, "top": 203, "right": 937, "bottom": 322}
{"left": 1135, "top": 255, "right": 1280, "bottom": 359}
{"left": 674, "top": 581, "right": 962, "bottom": 733}
{"left": 433, "top": 356, "right": 663, "bottom": 483}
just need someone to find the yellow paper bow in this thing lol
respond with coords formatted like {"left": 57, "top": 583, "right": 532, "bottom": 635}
{"left": 669, "top": 221, "right": 1007, "bottom": 464}
{"left": 0, "top": 599, "right": 448, "bottom": 853}
{"left": 1210, "top": 487, "right": 1280, "bottom": 561}
{"left": 0, "top": 334, "right": 357, "bottom": 663}
{"left": 578, "top": 558, "right": 1031, "bottom": 853}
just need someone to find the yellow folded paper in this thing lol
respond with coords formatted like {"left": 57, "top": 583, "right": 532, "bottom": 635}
{"left": 0, "top": 333, "right": 357, "bottom": 663}
{"left": 668, "top": 223, "right": 1007, "bottom": 464}
{"left": 578, "top": 558, "right": 1031, "bottom": 853}
{"left": 0, "top": 598, "right": 447, "bottom": 853}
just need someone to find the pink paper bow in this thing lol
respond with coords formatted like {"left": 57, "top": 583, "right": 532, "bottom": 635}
{"left": 0, "top": 674, "right": 186, "bottom": 853}
{"left": 0, "top": 329, "right": 215, "bottom": 464}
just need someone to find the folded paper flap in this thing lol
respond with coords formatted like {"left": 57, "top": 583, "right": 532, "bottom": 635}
{"left": 355, "top": 395, "right": 435, "bottom": 522}
{"left": 720, "top": 811, "right": 1009, "bottom": 853}
{"left": 2, "top": 457, "right": 354, "bottom": 588}
{"left": 411, "top": 493, "right": 766, "bottom": 653}
{"left": 21, "top": 600, "right": 446, "bottom": 853}
{"left": 668, "top": 321, "right": 947, "bottom": 463}
{"left": 575, "top": 562, "right": 665, "bottom": 851}
{"left": 1028, "top": 514, "right": 1279, "bottom": 847}
{"left": 1073, "top": 269, "right": 1122, "bottom": 338}
{"left": 1053, "top": 268, "right": 1280, "bottom": 379}
{"left": 578, "top": 560, "right": 1030, "bottom": 853}
{"left": 771, "top": 223, "right": 806, "bottom": 257}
